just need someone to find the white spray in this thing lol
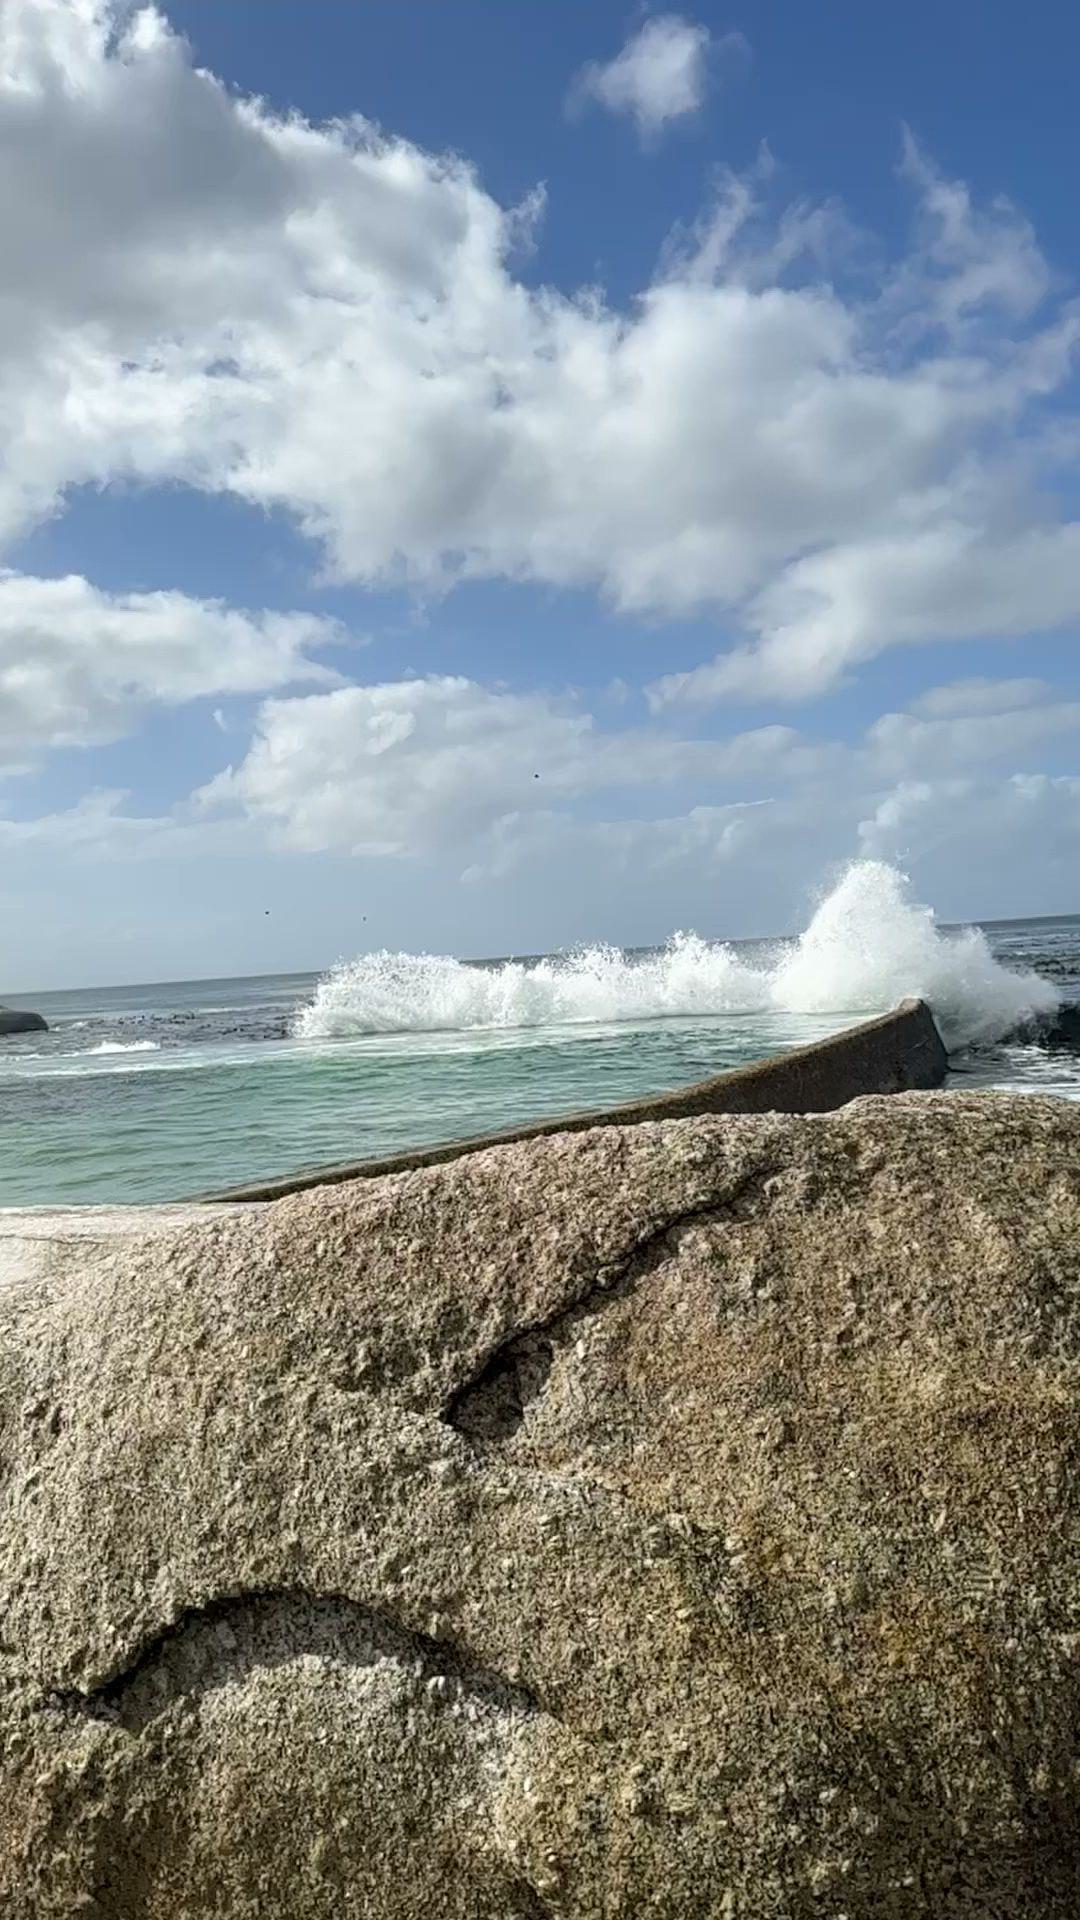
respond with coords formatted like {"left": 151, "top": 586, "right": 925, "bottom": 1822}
{"left": 295, "top": 861, "right": 1058, "bottom": 1052}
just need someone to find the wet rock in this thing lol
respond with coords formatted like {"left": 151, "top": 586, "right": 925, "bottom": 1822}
{"left": 0, "top": 1006, "right": 46, "bottom": 1035}
{"left": 1044, "top": 1003, "right": 1080, "bottom": 1053}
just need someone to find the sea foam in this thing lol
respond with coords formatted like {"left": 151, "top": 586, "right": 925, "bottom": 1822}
{"left": 83, "top": 1040, "right": 161, "bottom": 1055}
{"left": 295, "top": 861, "right": 1058, "bottom": 1052}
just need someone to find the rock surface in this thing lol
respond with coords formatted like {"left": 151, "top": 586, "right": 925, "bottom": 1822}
{"left": 0, "top": 1006, "right": 46, "bottom": 1034}
{"left": 1, "top": 1092, "right": 1078, "bottom": 1918}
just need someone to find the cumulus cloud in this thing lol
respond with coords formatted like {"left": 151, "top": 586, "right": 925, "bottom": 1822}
{"left": 190, "top": 667, "right": 1076, "bottom": 921}
{"left": 568, "top": 16, "right": 723, "bottom": 141}
{"left": 197, "top": 675, "right": 827, "bottom": 857}
{"left": 0, "top": 569, "right": 338, "bottom": 765}
{"left": 7, "top": 668, "right": 1076, "bottom": 928}
{"left": 2, "top": 0, "right": 1079, "bottom": 710}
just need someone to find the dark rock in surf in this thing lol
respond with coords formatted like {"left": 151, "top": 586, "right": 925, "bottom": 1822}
{"left": 0, "top": 1006, "right": 46, "bottom": 1035}
{"left": 1004, "top": 1004, "right": 1080, "bottom": 1054}
{"left": 1044, "top": 1004, "right": 1080, "bottom": 1053}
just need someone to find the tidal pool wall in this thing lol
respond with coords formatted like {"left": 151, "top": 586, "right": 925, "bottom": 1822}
{"left": 206, "top": 996, "right": 947, "bottom": 1203}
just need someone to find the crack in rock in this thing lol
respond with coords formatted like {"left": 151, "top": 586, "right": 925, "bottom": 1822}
{"left": 444, "top": 1173, "right": 771, "bottom": 1441}
{"left": 47, "top": 1588, "right": 538, "bottom": 1734}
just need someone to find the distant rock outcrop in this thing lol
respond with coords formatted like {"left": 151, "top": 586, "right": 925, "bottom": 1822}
{"left": 0, "top": 1006, "right": 46, "bottom": 1034}
{"left": 0, "top": 1092, "right": 1078, "bottom": 1918}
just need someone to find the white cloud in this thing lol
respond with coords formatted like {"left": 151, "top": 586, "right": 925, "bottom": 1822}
{"left": 201, "top": 678, "right": 608, "bottom": 857}
{"left": 194, "top": 668, "right": 1078, "bottom": 904}
{"left": 461, "top": 799, "right": 775, "bottom": 883}
{"left": 858, "top": 773, "right": 1080, "bottom": 888}
{"left": 865, "top": 698, "right": 1080, "bottom": 780}
{"left": 0, "top": 786, "right": 252, "bottom": 859}
{"left": 651, "top": 519, "right": 1080, "bottom": 706}
{"left": 2, "top": 0, "right": 1079, "bottom": 710}
{"left": 5, "top": 672, "right": 1078, "bottom": 934}
{"left": 911, "top": 676, "right": 1049, "bottom": 718}
{"left": 0, "top": 789, "right": 141, "bottom": 848}
{"left": 568, "top": 16, "right": 722, "bottom": 141}
{"left": 0, "top": 569, "right": 338, "bottom": 764}
{"left": 849, "top": 684, "right": 1080, "bottom": 912}
{"left": 461, "top": 766, "right": 1080, "bottom": 930}
{"left": 891, "top": 133, "right": 1051, "bottom": 335}
{"left": 197, "top": 675, "right": 827, "bottom": 858}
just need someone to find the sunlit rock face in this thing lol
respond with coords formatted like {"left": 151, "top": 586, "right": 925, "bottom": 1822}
{"left": 1, "top": 1092, "right": 1078, "bottom": 1919}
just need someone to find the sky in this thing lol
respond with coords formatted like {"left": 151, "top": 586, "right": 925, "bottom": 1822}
{"left": 2, "top": 0, "right": 1079, "bottom": 989}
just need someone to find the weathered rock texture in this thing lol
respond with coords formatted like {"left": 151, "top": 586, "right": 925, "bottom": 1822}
{"left": 1, "top": 1092, "right": 1078, "bottom": 1918}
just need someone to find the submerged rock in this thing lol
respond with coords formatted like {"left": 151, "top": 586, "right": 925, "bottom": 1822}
{"left": 0, "top": 1006, "right": 46, "bottom": 1034}
{"left": 0, "top": 1092, "right": 1078, "bottom": 1918}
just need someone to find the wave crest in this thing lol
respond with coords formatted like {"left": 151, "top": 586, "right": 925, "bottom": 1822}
{"left": 295, "top": 861, "right": 1058, "bottom": 1051}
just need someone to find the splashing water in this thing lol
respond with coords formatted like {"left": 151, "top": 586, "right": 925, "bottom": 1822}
{"left": 770, "top": 863, "right": 1058, "bottom": 1046}
{"left": 296, "top": 861, "right": 1058, "bottom": 1052}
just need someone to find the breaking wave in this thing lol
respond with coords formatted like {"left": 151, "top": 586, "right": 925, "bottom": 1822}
{"left": 295, "top": 861, "right": 1059, "bottom": 1052}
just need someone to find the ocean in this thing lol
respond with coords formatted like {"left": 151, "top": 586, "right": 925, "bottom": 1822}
{"left": 2, "top": 863, "right": 1077, "bottom": 1209}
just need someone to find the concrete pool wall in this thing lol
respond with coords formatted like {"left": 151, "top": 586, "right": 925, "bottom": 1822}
{"left": 203, "top": 996, "right": 948, "bottom": 1203}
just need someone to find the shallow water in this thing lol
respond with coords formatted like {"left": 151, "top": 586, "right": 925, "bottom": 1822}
{"left": 1, "top": 863, "right": 1076, "bottom": 1208}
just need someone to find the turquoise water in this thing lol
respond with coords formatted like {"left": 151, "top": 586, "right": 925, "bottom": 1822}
{"left": 0, "top": 978, "right": 853, "bottom": 1206}
{"left": 1, "top": 868, "right": 1077, "bottom": 1209}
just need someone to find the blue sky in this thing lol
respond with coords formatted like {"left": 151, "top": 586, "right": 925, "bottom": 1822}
{"left": 1, "top": 0, "right": 1078, "bottom": 986}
